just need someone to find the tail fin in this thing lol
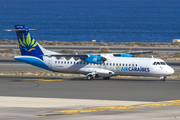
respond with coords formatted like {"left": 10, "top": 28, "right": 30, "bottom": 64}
{"left": 14, "top": 25, "right": 44, "bottom": 60}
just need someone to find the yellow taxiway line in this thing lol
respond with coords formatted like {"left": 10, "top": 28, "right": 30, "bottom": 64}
{"left": 21, "top": 78, "right": 72, "bottom": 82}
{"left": 33, "top": 99, "right": 180, "bottom": 117}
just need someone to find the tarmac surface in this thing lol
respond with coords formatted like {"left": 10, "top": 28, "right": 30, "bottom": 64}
{"left": 0, "top": 75, "right": 180, "bottom": 101}
{"left": 0, "top": 76, "right": 180, "bottom": 120}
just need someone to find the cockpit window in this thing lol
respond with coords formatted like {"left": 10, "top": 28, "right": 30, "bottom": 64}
{"left": 156, "top": 62, "right": 160, "bottom": 65}
{"left": 160, "top": 62, "right": 166, "bottom": 65}
{"left": 153, "top": 61, "right": 166, "bottom": 65}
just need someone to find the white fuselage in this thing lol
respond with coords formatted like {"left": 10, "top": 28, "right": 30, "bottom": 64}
{"left": 42, "top": 54, "right": 174, "bottom": 77}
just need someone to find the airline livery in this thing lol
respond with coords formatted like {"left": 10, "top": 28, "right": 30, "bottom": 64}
{"left": 4, "top": 25, "right": 174, "bottom": 81}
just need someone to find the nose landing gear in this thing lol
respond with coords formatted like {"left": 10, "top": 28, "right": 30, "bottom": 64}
{"left": 160, "top": 76, "right": 166, "bottom": 81}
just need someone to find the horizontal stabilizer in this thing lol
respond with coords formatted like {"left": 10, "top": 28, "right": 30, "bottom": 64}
{"left": 3, "top": 29, "right": 38, "bottom": 32}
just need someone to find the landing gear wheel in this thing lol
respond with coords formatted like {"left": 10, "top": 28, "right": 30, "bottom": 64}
{"left": 103, "top": 77, "right": 110, "bottom": 80}
{"left": 87, "top": 75, "right": 93, "bottom": 80}
{"left": 160, "top": 76, "right": 166, "bottom": 81}
{"left": 162, "top": 76, "right": 166, "bottom": 81}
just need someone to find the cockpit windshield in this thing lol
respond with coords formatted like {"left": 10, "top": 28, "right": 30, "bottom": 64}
{"left": 160, "top": 62, "right": 166, "bottom": 65}
{"left": 153, "top": 61, "right": 166, "bottom": 65}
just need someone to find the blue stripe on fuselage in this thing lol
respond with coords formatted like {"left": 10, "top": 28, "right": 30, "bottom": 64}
{"left": 14, "top": 56, "right": 52, "bottom": 71}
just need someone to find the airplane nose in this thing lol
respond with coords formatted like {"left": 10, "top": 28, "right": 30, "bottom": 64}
{"left": 168, "top": 66, "right": 174, "bottom": 74}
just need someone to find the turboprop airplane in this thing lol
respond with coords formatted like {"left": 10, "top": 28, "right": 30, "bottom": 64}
{"left": 4, "top": 25, "right": 174, "bottom": 81}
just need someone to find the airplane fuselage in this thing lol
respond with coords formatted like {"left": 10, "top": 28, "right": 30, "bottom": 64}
{"left": 41, "top": 55, "right": 174, "bottom": 77}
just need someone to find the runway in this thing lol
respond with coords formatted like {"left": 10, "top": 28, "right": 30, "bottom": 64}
{"left": 1, "top": 75, "right": 180, "bottom": 101}
{"left": 0, "top": 76, "right": 180, "bottom": 119}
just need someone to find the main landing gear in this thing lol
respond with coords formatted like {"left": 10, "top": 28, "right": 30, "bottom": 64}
{"left": 86, "top": 72, "right": 111, "bottom": 80}
{"left": 86, "top": 72, "right": 96, "bottom": 80}
{"left": 103, "top": 77, "right": 110, "bottom": 80}
{"left": 86, "top": 75, "right": 111, "bottom": 80}
{"left": 160, "top": 76, "right": 166, "bottom": 81}
{"left": 87, "top": 75, "right": 94, "bottom": 80}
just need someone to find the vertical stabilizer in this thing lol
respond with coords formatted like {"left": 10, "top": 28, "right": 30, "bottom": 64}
{"left": 15, "top": 25, "right": 43, "bottom": 60}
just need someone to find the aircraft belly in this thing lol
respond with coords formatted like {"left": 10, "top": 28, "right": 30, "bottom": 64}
{"left": 52, "top": 65, "right": 80, "bottom": 73}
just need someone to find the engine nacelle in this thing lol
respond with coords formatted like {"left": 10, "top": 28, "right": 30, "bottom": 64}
{"left": 81, "top": 54, "right": 102, "bottom": 64}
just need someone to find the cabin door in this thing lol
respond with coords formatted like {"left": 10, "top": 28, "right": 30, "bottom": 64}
{"left": 48, "top": 60, "right": 52, "bottom": 69}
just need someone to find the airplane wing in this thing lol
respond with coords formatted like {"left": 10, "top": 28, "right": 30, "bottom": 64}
{"left": 113, "top": 51, "right": 153, "bottom": 57}
{"left": 127, "top": 51, "right": 153, "bottom": 55}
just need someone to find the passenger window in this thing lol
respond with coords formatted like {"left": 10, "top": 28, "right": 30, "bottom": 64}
{"left": 113, "top": 63, "right": 115, "bottom": 66}
{"left": 132, "top": 64, "right": 134, "bottom": 67}
{"left": 107, "top": 63, "right": 108, "bottom": 66}
{"left": 119, "top": 64, "right": 121, "bottom": 66}
{"left": 136, "top": 64, "right": 137, "bottom": 67}
{"left": 110, "top": 63, "right": 111, "bottom": 66}
{"left": 129, "top": 64, "right": 131, "bottom": 66}
{"left": 64, "top": 61, "right": 66, "bottom": 64}
{"left": 122, "top": 64, "right": 124, "bottom": 66}
{"left": 67, "top": 62, "right": 69, "bottom": 64}
{"left": 55, "top": 61, "right": 57, "bottom": 64}
{"left": 126, "top": 64, "right": 128, "bottom": 66}
{"left": 116, "top": 63, "right": 118, "bottom": 66}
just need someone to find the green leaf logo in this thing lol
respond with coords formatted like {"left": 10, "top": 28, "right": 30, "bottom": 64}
{"left": 116, "top": 66, "right": 121, "bottom": 71}
{"left": 19, "top": 33, "right": 37, "bottom": 52}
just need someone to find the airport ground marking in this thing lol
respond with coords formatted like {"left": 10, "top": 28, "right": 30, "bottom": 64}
{"left": 136, "top": 103, "right": 180, "bottom": 107}
{"left": 89, "top": 106, "right": 142, "bottom": 110}
{"left": 21, "top": 77, "right": 72, "bottom": 82}
{"left": 30, "top": 100, "right": 180, "bottom": 117}
{"left": 21, "top": 79, "right": 65, "bottom": 81}
{"left": 52, "top": 109, "right": 102, "bottom": 114}
{"left": 160, "top": 100, "right": 180, "bottom": 103}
